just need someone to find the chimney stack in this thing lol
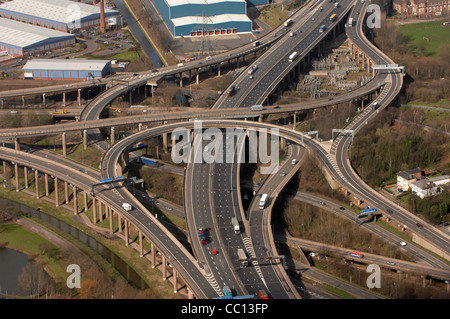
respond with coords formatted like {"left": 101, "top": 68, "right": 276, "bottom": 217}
{"left": 100, "top": 0, "right": 106, "bottom": 34}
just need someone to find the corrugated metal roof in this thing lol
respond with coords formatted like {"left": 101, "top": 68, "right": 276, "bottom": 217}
{"left": 0, "top": 0, "right": 118, "bottom": 24}
{"left": 166, "top": 0, "right": 245, "bottom": 6}
{"left": 0, "top": 18, "right": 75, "bottom": 48}
{"left": 172, "top": 13, "right": 251, "bottom": 26}
{"left": 23, "top": 58, "right": 111, "bottom": 71}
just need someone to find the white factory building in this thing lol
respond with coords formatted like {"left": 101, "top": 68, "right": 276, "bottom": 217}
{"left": 0, "top": 0, "right": 122, "bottom": 32}
{"left": 0, "top": 18, "right": 76, "bottom": 57}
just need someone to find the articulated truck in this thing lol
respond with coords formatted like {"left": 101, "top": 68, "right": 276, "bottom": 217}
{"left": 259, "top": 194, "right": 268, "bottom": 210}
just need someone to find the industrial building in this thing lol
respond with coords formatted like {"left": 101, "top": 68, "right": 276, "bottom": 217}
{"left": 0, "top": 0, "right": 122, "bottom": 32}
{"left": 152, "top": 0, "right": 252, "bottom": 37}
{"left": 0, "top": 18, "right": 76, "bottom": 57}
{"left": 22, "top": 59, "right": 112, "bottom": 81}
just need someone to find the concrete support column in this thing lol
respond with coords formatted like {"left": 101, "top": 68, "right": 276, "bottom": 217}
{"left": 196, "top": 71, "right": 199, "bottom": 85}
{"left": 42, "top": 94, "right": 46, "bottom": 106}
{"left": 139, "top": 232, "right": 144, "bottom": 257}
{"left": 77, "top": 89, "right": 81, "bottom": 106}
{"left": 179, "top": 73, "right": 183, "bottom": 87}
{"left": 64, "top": 181, "right": 69, "bottom": 204}
{"left": 22, "top": 96, "right": 25, "bottom": 107}
{"left": 173, "top": 267, "right": 178, "bottom": 293}
{"left": 83, "top": 130, "right": 88, "bottom": 150}
{"left": 62, "top": 91, "right": 66, "bottom": 107}
{"left": 73, "top": 185, "right": 77, "bottom": 215}
{"left": 163, "top": 133, "right": 168, "bottom": 153}
{"left": 162, "top": 255, "right": 167, "bottom": 280}
{"left": 110, "top": 127, "right": 115, "bottom": 145}
{"left": 84, "top": 191, "right": 88, "bottom": 212}
{"left": 44, "top": 173, "right": 49, "bottom": 196}
{"left": 24, "top": 167, "right": 28, "bottom": 189}
{"left": 14, "top": 163, "right": 19, "bottom": 192}
{"left": 35, "top": 169, "right": 39, "bottom": 199}
{"left": 14, "top": 138, "right": 20, "bottom": 151}
{"left": 138, "top": 123, "right": 142, "bottom": 132}
{"left": 293, "top": 112, "right": 297, "bottom": 129}
{"left": 150, "top": 242, "right": 155, "bottom": 268}
{"left": 124, "top": 219, "right": 129, "bottom": 246}
{"left": 109, "top": 208, "right": 114, "bottom": 234}
{"left": 218, "top": 64, "right": 221, "bottom": 77}
{"left": 55, "top": 177, "right": 59, "bottom": 206}
{"left": 62, "top": 132, "right": 67, "bottom": 156}
{"left": 2, "top": 160, "right": 6, "bottom": 181}
{"left": 99, "top": 200, "right": 104, "bottom": 222}
{"left": 92, "top": 197, "right": 97, "bottom": 223}
{"left": 118, "top": 214, "right": 122, "bottom": 232}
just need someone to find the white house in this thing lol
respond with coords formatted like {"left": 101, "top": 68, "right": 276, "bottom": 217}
{"left": 411, "top": 175, "right": 450, "bottom": 199}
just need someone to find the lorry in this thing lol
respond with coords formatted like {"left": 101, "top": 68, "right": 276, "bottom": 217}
{"left": 348, "top": 17, "right": 353, "bottom": 27}
{"left": 122, "top": 203, "right": 132, "bottom": 211}
{"left": 253, "top": 40, "right": 260, "bottom": 47}
{"left": 237, "top": 248, "right": 248, "bottom": 267}
{"left": 259, "top": 194, "right": 268, "bottom": 210}
{"left": 319, "top": 25, "right": 326, "bottom": 33}
{"left": 232, "top": 217, "right": 240, "bottom": 234}
{"left": 258, "top": 290, "right": 269, "bottom": 299}
{"left": 249, "top": 105, "right": 263, "bottom": 111}
{"left": 372, "top": 102, "right": 380, "bottom": 110}
{"left": 288, "top": 51, "right": 298, "bottom": 62}
{"left": 330, "top": 13, "right": 336, "bottom": 22}
{"left": 283, "top": 19, "right": 293, "bottom": 27}
{"left": 223, "top": 286, "right": 232, "bottom": 298}
{"left": 140, "top": 156, "right": 159, "bottom": 167}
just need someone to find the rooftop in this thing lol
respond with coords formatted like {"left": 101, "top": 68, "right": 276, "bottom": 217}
{"left": 23, "top": 58, "right": 111, "bottom": 71}
{"left": 0, "top": 0, "right": 118, "bottom": 24}
{"left": 167, "top": 0, "right": 245, "bottom": 6}
{"left": 0, "top": 18, "right": 75, "bottom": 48}
{"left": 172, "top": 13, "right": 251, "bottom": 27}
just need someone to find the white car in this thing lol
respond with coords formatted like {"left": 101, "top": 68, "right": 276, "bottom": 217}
{"left": 400, "top": 241, "right": 407, "bottom": 246}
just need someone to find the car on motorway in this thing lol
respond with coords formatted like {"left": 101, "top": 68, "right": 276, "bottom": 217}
{"left": 400, "top": 241, "right": 407, "bottom": 246}
{"left": 416, "top": 223, "right": 423, "bottom": 229}
{"left": 339, "top": 206, "right": 345, "bottom": 210}
{"left": 387, "top": 261, "right": 396, "bottom": 266}
{"left": 281, "top": 172, "right": 287, "bottom": 176}
{"left": 387, "top": 209, "right": 394, "bottom": 214}
{"left": 291, "top": 159, "right": 296, "bottom": 164}
{"left": 319, "top": 201, "right": 326, "bottom": 206}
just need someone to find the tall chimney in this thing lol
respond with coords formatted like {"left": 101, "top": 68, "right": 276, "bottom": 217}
{"left": 100, "top": 0, "right": 106, "bottom": 34}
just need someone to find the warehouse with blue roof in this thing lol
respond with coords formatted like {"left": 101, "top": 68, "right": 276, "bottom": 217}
{"left": 152, "top": 0, "right": 252, "bottom": 37}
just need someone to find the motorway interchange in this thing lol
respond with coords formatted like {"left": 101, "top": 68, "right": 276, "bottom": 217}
{"left": 0, "top": 0, "right": 449, "bottom": 300}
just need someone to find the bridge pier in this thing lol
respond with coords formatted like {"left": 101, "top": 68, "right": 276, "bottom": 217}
{"left": 124, "top": 219, "right": 129, "bottom": 246}
{"left": 62, "top": 132, "right": 67, "bottom": 156}
{"left": 64, "top": 181, "right": 69, "bottom": 204}
{"left": 109, "top": 207, "right": 114, "bottom": 234}
{"left": 35, "top": 169, "right": 39, "bottom": 199}
{"left": 91, "top": 196, "right": 97, "bottom": 223}
{"left": 110, "top": 127, "right": 115, "bottom": 145}
{"left": 14, "top": 162, "right": 19, "bottom": 191}
{"left": 45, "top": 173, "right": 49, "bottom": 196}
{"left": 73, "top": 185, "right": 78, "bottom": 215}
{"left": 54, "top": 177, "right": 59, "bottom": 206}
{"left": 163, "top": 132, "right": 168, "bottom": 153}
{"left": 139, "top": 231, "right": 144, "bottom": 257}
{"left": 24, "top": 167, "right": 28, "bottom": 189}
{"left": 83, "top": 191, "right": 88, "bottom": 212}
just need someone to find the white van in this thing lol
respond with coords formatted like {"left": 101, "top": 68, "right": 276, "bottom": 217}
{"left": 122, "top": 203, "right": 132, "bottom": 211}
{"left": 177, "top": 63, "right": 184, "bottom": 67}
